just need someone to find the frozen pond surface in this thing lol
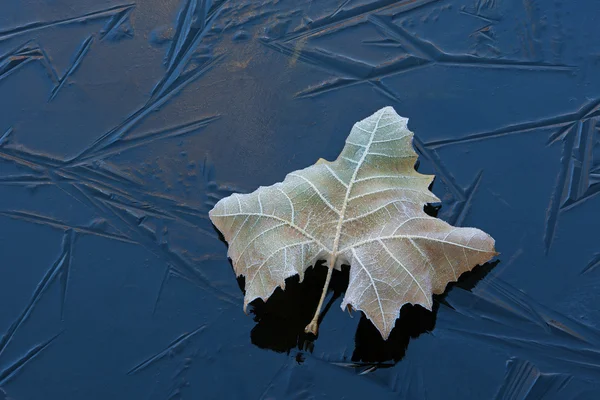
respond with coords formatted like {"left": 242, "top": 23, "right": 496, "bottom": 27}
{"left": 0, "top": 0, "right": 599, "bottom": 398}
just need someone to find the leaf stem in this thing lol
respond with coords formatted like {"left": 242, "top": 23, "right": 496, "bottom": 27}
{"left": 305, "top": 256, "right": 336, "bottom": 335}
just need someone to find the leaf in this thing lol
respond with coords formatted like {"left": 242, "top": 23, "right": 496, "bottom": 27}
{"left": 209, "top": 106, "right": 497, "bottom": 339}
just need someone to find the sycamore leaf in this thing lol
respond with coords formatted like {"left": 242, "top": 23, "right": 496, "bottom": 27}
{"left": 209, "top": 106, "right": 497, "bottom": 340}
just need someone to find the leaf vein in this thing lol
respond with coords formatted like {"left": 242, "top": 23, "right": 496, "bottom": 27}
{"left": 212, "top": 212, "right": 330, "bottom": 252}
{"left": 324, "top": 165, "right": 348, "bottom": 188}
{"left": 380, "top": 240, "right": 431, "bottom": 308}
{"left": 289, "top": 173, "right": 342, "bottom": 216}
{"left": 352, "top": 248, "right": 386, "bottom": 333}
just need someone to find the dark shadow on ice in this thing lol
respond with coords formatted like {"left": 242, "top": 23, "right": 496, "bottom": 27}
{"left": 213, "top": 216, "right": 499, "bottom": 363}
{"left": 351, "top": 259, "right": 499, "bottom": 364}
{"left": 246, "top": 258, "right": 498, "bottom": 361}
{"left": 248, "top": 262, "right": 350, "bottom": 354}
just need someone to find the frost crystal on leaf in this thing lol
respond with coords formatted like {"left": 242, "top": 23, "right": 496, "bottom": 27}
{"left": 209, "top": 107, "right": 497, "bottom": 339}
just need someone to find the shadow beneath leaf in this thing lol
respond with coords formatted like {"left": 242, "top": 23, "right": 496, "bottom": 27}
{"left": 247, "top": 258, "right": 498, "bottom": 363}
{"left": 213, "top": 221, "right": 499, "bottom": 364}
{"left": 351, "top": 259, "right": 498, "bottom": 363}
{"left": 247, "top": 262, "right": 350, "bottom": 354}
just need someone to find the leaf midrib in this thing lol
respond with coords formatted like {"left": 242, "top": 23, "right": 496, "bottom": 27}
{"left": 329, "top": 110, "right": 385, "bottom": 262}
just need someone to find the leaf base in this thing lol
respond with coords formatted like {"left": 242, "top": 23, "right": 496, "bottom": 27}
{"left": 304, "top": 320, "right": 319, "bottom": 335}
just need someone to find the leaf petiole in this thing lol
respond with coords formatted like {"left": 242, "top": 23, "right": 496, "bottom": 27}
{"left": 305, "top": 255, "right": 336, "bottom": 335}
